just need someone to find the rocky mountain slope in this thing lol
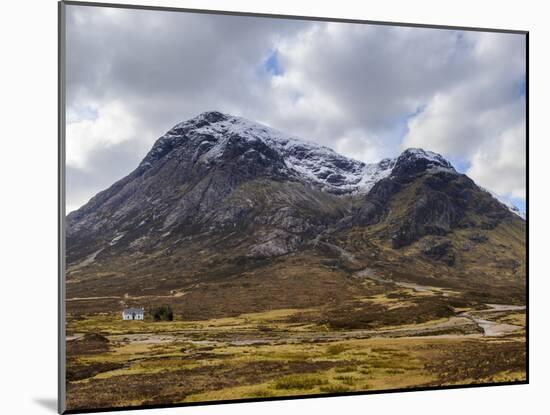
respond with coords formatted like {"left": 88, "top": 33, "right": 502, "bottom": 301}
{"left": 66, "top": 111, "right": 526, "bottom": 320}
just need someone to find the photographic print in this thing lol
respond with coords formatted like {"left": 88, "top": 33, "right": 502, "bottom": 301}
{"left": 60, "top": 1, "right": 527, "bottom": 412}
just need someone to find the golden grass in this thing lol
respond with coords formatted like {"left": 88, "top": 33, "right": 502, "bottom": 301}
{"left": 66, "top": 306, "right": 525, "bottom": 410}
{"left": 495, "top": 312, "right": 526, "bottom": 326}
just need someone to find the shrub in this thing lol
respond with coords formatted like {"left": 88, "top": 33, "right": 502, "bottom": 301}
{"left": 151, "top": 306, "right": 174, "bottom": 321}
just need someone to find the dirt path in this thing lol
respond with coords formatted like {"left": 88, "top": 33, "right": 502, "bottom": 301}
{"left": 354, "top": 268, "right": 455, "bottom": 296}
{"left": 67, "top": 290, "right": 187, "bottom": 303}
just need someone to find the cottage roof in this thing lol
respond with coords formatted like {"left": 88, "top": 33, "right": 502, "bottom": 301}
{"left": 123, "top": 308, "right": 144, "bottom": 314}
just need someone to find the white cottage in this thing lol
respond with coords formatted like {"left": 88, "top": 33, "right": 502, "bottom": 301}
{"left": 122, "top": 307, "right": 145, "bottom": 320}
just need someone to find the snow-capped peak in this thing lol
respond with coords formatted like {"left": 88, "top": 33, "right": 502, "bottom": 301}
{"left": 396, "top": 148, "right": 455, "bottom": 171}
{"left": 140, "top": 112, "right": 460, "bottom": 195}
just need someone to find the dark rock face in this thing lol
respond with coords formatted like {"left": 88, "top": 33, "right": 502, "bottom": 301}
{"left": 390, "top": 178, "right": 465, "bottom": 248}
{"left": 355, "top": 152, "right": 517, "bottom": 249}
{"left": 419, "top": 237, "right": 455, "bottom": 266}
{"left": 468, "top": 232, "right": 489, "bottom": 243}
{"left": 354, "top": 180, "right": 401, "bottom": 225}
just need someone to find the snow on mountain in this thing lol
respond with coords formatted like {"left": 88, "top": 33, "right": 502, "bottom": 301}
{"left": 389, "top": 147, "right": 456, "bottom": 178}
{"left": 396, "top": 148, "right": 455, "bottom": 170}
{"left": 141, "top": 111, "right": 399, "bottom": 194}
{"left": 138, "top": 111, "right": 522, "bottom": 221}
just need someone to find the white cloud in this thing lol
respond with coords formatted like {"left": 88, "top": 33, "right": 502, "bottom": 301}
{"left": 263, "top": 23, "right": 525, "bottom": 166}
{"left": 65, "top": 5, "right": 526, "bottom": 211}
{"left": 334, "top": 129, "right": 385, "bottom": 163}
{"left": 401, "top": 32, "right": 525, "bottom": 200}
{"left": 467, "top": 122, "right": 526, "bottom": 200}
{"left": 66, "top": 100, "right": 153, "bottom": 169}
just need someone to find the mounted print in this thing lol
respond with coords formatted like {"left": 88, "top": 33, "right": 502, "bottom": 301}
{"left": 58, "top": 1, "right": 528, "bottom": 413}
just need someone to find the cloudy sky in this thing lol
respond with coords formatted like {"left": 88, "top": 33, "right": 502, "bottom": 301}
{"left": 65, "top": 4, "right": 526, "bottom": 214}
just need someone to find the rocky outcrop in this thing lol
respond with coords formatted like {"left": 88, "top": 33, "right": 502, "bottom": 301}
{"left": 419, "top": 236, "right": 455, "bottom": 266}
{"left": 354, "top": 149, "right": 517, "bottom": 249}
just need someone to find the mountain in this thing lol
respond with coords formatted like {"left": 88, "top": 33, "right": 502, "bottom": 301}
{"left": 67, "top": 112, "right": 392, "bottom": 243}
{"left": 66, "top": 111, "right": 526, "bottom": 322}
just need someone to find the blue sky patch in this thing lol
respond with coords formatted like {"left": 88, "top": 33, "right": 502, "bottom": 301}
{"left": 264, "top": 50, "right": 284, "bottom": 76}
{"left": 391, "top": 105, "right": 428, "bottom": 149}
{"left": 506, "top": 196, "right": 526, "bottom": 214}
{"left": 448, "top": 157, "right": 471, "bottom": 174}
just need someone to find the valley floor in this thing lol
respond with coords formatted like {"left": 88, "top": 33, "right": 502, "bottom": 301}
{"left": 65, "top": 301, "right": 526, "bottom": 411}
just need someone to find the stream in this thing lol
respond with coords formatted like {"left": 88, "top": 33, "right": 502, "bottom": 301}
{"left": 355, "top": 268, "right": 525, "bottom": 337}
{"left": 459, "top": 304, "right": 525, "bottom": 336}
